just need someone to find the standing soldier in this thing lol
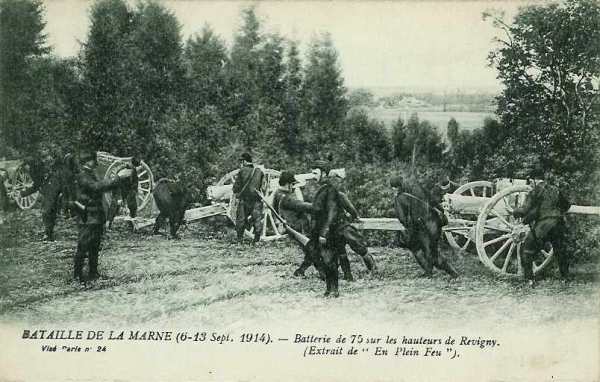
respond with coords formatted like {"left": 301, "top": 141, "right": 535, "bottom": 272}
{"left": 309, "top": 160, "right": 376, "bottom": 297}
{"left": 73, "top": 150, "right": 132, "bottom": 282}
{"left": 232, "top": 153, "right": 264, "bottom": 243}
{"left": 513, "top": 168, "right": 572, "bottom": 286}
{"left": 120, "top": 156, "right": 139, "bottom": 219}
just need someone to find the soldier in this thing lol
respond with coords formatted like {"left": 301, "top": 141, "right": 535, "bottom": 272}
{"left": 73, "top": 150, "right": 132, "bottom": 282}
{"left": 232, "top": 153, "right": 264, "bottom": 243}
{"left": 120, "top": 156, "right": 139, "bottom": 219}
{"left": 309, "top": 160, "right": 376, "bottom": 297}
{"left": 391, "top": 174, "right": 458, "bottom": 278}
{"left": 21, "top": 149, "right": 76, "bottom": 241}
{"left": 513, "top": 168, "right": 571, "bottom": 286}
{"left": 273, "top": 171, "right": 318, "bottom": 277}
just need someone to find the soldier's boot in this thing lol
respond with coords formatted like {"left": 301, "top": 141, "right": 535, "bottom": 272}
{"left": 557, "top": 252, "right": 570, "bottom": 280}
{"left": 293, "top": 259, "right": 311, "bottom": 277}
{"left": 436, "top": 256, "right": 459, "bottom": 278}
{"left": 73, "top": 254, "right": 84, "bottom": 282}
{"left": 88, "top": 252, "right": 100, "bottom": 280}
{"left": 339, "top": 255, "right": 353, "bottom": 282}
{"left": 253, "top": 231, "right": 261, "bottom": 243}
{"left": 330, "top": 271, "right": 340, "bottom": 298}
{"left": 522, "top": 249, "right": 536, "bottom": 286}
{"left": 413, "top": 250, "right": 433, "bottom": 277}
{"left": 362, "top": 253, "right": 377, "bottom": 273}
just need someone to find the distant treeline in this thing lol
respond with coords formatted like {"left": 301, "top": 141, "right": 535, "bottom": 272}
{"left": 349, "top": 89, "right": 496, "bottom": 112}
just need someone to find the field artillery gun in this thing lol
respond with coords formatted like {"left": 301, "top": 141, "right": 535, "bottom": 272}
{"left": 442, "top": 178, "right": 600, "bottom": 278}
{"left": 131, "top": 166, "right": 401, "bottom": 238}
{"left": 0, "top": 152, "right": 155, "bottom": 215}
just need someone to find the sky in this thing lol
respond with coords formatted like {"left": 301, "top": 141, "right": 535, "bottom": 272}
{"left": 42, "top": 1, "right": 534, "bottom": 92}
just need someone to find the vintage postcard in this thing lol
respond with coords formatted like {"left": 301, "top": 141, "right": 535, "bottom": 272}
{"left": 0, "top": 0, "right": 598, "bottom": 381}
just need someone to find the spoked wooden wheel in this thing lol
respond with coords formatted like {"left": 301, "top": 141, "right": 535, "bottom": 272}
{"left": 9, "top": 164, "right": 39, "bottom": 209}
{"left": 444, "top": 181, "right": 493, "bottom": 251}
{"left": 475, "top": 185, "right": 554, "bottom": 278}
{"left": 216, "top": 168, "right": 288, "bottom": 241}
{"left": 104, "top": 159, "right": 154, "bottom": 211}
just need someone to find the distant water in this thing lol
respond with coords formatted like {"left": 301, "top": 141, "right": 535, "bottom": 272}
{"left": 366, "top": 107, "right": 496, "bottom": 135}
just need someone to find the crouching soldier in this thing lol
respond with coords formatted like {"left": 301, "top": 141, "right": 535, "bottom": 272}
{"left": 21, "top": 150, "right": 77, "bottom": 241}
{"left": 310, "top": 160, "right": 376, "bottom": 297}
{"left": 513, "top": 168, "right": 571, "bottom": 286}
{"left": 152, "top": 178, "right": 188, "bottom": 239}
{"left": 232, "top": 153, "right": 264, "bottom": 243}
{"left": 391, "top": 175, "right": 458, "bottom": 278}
{"left": 273, "top": 171, "right": 318, "bottom": 277}
{"left": 73, "top": 150, "right": 133, "bottom": 282}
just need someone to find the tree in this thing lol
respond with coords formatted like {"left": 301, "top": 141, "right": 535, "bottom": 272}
{"left": 0, "top": 0, "right": 50, "bottom": 153}
{"left": 300, "top": 32, "right": 348, "bottom": 153}
{"left": 391, "top": 117, "right": 406, "bottom": 159}
{"left": 226, "top": 5, "right": 263, "bottom": 125}
{"left": 282, "top": 39, "right": 303, "bottom": 154}
{"left": 80, "top": 0, "right": 184, "bottom": 156}
{"left": 446, "top": 117, "right": 459, "bottom": 146}
{"left": 183, "top": 24, "right": 229, "bottom": 110}
{"left": 348, "top": 88, "right": 375, "bottom": 108}
{"left": 485, "top": 0, "right": 600, "bottom": 191}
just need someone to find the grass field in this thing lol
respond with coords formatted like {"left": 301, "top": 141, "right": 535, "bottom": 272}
{"left": 1, "top": 209, "right": 598, "bottom": 328}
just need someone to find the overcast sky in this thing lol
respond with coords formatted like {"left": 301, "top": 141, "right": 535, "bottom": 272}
{"left": 42, "top": 1, "right": 534, "bottom": 92}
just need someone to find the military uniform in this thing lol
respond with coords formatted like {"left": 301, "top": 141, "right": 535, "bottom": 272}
{"left": 513, "top": 180, "right": 571, "bottom": 282}
{"left": 232, "top": 154, "right": 264, "bottom": 242}
{"left": 309, "top": 161, "right": 376, "bottom": 296}
{"left": 391, "top": 175, "right": 458, "bottom": 277}
{"left": 120, "top": 158, "right": 139, "bottom": 219}
{"left": 22, "top": 153, "right": 75, "bottom": 241}
{"left": 74, "top": 152, "right": 129, "bottom": 281}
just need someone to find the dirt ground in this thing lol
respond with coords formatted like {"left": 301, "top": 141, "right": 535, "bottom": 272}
{"left": 1, "top": 210, "right": 599, "bottom": 329}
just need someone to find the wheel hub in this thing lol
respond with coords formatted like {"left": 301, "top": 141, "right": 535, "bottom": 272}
{"left": 511, "top": 223, "right": 529, "bottom": 243}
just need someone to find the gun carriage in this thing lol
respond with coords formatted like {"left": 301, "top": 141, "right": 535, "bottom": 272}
{"left": 442, "top": 178, "right": 599, "bottom": 278}
{"left": 0, "top": 152, "right": 155, "bottom": 213}
{"left": 0, "top": 159, "right": 40, "bottom": 209}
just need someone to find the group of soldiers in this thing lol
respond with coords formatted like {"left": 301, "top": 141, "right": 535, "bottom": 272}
{"left": 9, "top": 149, "right": 138, "bottom": 282}
{"left": 230, "top": 152, "right": 573, "bottom": 296}
{"left": 4, "top": 148, "right": 573, "bottom": 293}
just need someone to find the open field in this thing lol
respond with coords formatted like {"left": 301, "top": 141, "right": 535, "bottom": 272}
{"left": 366, "top": 107, "right": 495, "bottom": 134}
{"left": 1, "top": 210, "right": 599, "bottom": 381}
{"left": 1, "top": 210, "right": 598, "bottom": 329}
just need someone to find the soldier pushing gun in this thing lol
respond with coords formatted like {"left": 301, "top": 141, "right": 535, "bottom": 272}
{"left": 513, "top": 167, "right": 572, "bottom": 286}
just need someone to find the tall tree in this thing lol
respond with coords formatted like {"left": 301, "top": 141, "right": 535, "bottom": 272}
{"left": 300, "top": 32, "right": 348, "bottom": 153}
{"left": 226, "top": 5, "right": 263, "bottom": 125}
{"left": 80, "top": 0, "right": 184, "bottom": 156}
{"left": 0, "top": 0, "right": 50, "bottom": 153}
{"left": 183, "top": 24, "right": 229, "bottom": 110}
{"left": 282, "top": 40, "right": 303, "bottom": 154}
{"left": 485, "top": 0, "right": 600, "bottom": 189}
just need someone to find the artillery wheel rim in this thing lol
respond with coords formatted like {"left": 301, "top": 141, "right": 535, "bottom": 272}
{"left": 444, "top": 181, "right": 493, "bottom": 251}
{"left": 475, "top": 185, "right": 554, "bottom": 278}
{"left": 216, "top": 168, "right": 288, "bottom": 241}
{"left": 9, "top": 164, "right": 39, "bottom": 210}
{"left": 104, "top": 159, "right": 154, "bottom": 212}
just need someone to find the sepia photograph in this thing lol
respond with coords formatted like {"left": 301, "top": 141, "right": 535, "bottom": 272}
{"left": 0, "top": 0, "right": 599, "bottom": 381}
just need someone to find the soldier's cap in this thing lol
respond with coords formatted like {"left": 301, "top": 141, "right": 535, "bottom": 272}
{"left": 80, "top": 150, "right": 97, "bottom": 163}
{"left": 390, "top": 176, "right": 403, "bottom": 188}
{"left": 241, "top": 152, "right": 253, "bottom": 162}
{"left": 312, "top": 160, "right": 331, "bottom": 174}
{"left": 279, "top": 171, "right": 298, "bottom": 186}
